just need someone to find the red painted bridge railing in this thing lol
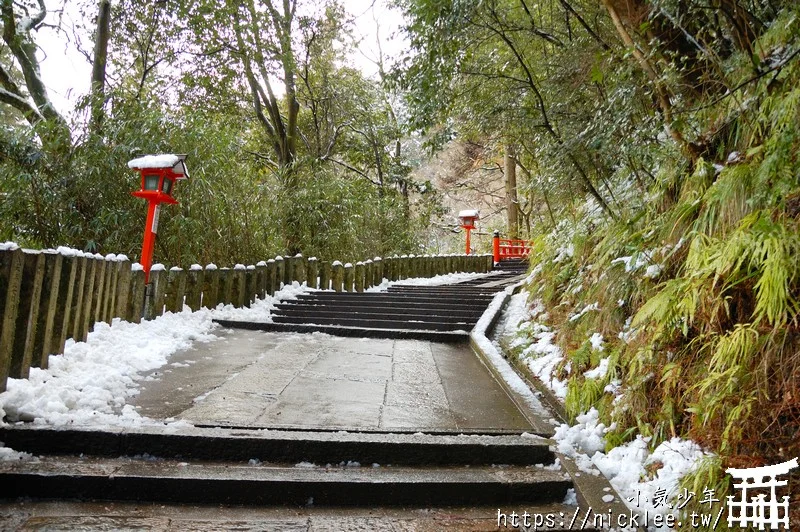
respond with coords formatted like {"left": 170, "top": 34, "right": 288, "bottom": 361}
{"left": 492, "top": 232, "right": 532, "bottom": 263}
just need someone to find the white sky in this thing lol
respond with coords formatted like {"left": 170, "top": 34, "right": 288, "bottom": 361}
{"left": 34, "top": 0, "right": 406, "bottom": 117}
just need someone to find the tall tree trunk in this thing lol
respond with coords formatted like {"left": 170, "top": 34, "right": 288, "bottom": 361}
{"left": 601, "top": 0, "right": 699, "bottom": 161}
{"left": 504, "top": 144, "right": 520, "bottom": 239}
{"left": 90, "top": 0, "right": 111, "bottom": 133}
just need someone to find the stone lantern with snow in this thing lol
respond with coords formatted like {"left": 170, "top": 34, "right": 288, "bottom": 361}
{"left": 128, "top": 154, "right": 189, "bottom": 282}
{"left": 458, "top": 209, "right": 479, "bottom": 255}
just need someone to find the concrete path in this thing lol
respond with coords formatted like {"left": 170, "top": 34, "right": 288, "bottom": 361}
{"left": 130, "top": 329, "right": 538, "bottom": 432}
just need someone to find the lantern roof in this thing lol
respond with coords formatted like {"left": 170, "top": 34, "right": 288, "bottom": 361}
{"left": 127, "top": 154, "right": 189, "bottom": 179}
{"left": 458, "top": 209, "right": 479, "bottom": 219}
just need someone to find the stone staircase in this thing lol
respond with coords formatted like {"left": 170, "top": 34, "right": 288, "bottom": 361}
{"left": 0, "top": 259, "right": 633, "bottom": 530}
{"left": 0, "top": 425, "right": 575, "bottom": 509}
{"left": 215, "top": 265, "right": 528, "bottom": 342}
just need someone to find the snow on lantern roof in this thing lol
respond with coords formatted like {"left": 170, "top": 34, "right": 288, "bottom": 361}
{"left": 127, "top": 154, "right": 189, "bottom": 179}
{"left": 458, "top": 209, "right": 479, "bottom": 219}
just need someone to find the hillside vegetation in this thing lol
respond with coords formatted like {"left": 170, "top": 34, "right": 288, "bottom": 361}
{"left": 396, "top": 0, "right": 800, "bottom": 520}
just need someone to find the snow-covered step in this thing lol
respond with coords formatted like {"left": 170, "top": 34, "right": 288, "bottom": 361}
{"left": 271, "top": 315, "right": 477, "bottom": 331}
{"left": 295, "top": 293, "right": 496, "bottom": 305}
{"left": 272, "top": 306, "right": 486, "bottom": 320}
{"left": 213, "top": 320, "right": 473, "bottom": 342}
{"left": 0, "top": 426, "right": 556, "bottom": 466}
{"left": 0, "top": 456, "right": 572, "bottom": 506}
{"left": 216, "top": 275, "right": 521, "bottom": 342}
{"left": 278, "top": 299, "right": 489, "bottom": 311}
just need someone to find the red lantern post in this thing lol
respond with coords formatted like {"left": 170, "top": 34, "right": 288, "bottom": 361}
{"left": 128, "top": 154, "right": 189, "bottom": 282}
{"left": 458, "top": 210, "right": 480, "bottom": 255}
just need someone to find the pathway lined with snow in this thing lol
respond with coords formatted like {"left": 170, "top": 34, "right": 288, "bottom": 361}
{"left": 0, "top": 272, "right": 497, "bottom": 429}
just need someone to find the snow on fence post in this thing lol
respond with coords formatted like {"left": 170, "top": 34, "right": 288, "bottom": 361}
{"left": 144, "top": 266, "right": 166, "bottom": 320}
{"left": 319, "top": 261, "right": 331, "bottom": 290}
{"left": 82, "top": 256, "right": 103, "bottom": 340}
{"left": 275, "top": 257, "right": 285, "bottom": 290}
{"left": 393, "top": 256, "right": 401, "bottom": 280}
{"left": 14, "top": 251, "right": 45, "bottom": 379}
{"left": 265, "top": 259, "right": 276, "bottom": 296}
{"left": 382, "top": 257, "right": 392, "bottom": 282}
{"left": 166, "top": 267, "right": 186, "bottom": 313}
{"left": 100, "top": 257, "right": 114, "bottom": 323}
{"left": 331, "top": 261, "right": 343, "bottom": 292}
{"left": 3, "top": 250, "right": 43, "bottom": 381}
{"left": 33, "top": 251, "right": 62, "bottom": 370}
{"left": 245, "top": 265, "right": 257, "bottom": 304}
{"left": 0, "top": 247, "right": 24, "bottom": 392}
{"left": 283, "top": 256, "right": 294, "bottom": 286}
{"left": 51, "top": 253, "right": 77, "bottom": 357}
{"left": 114, "top": 257, "right": 132, "bottom": 320}
{"left": 74, "top": 256, "right": 97, "bottom": 342}
{"left": 307, "top": 257, "right": 318, "bottom": 289}
{"left": 373, "top": 257, "right": 383, "bottom": 285}
{"left": 185, "top": 265, "right": 204, "bottom": 311}
{"left": 344, "top": 263, "right": 355, "bottom": 292}
{"left": 293, "top": 254, "right": 306, "bottom": 286}
{"left": 91, "top": 257, "right": 108, "bottom": 325}
{"left": 128, "top": 265, "right": 146, "bottom": 323}
{"left": 355, "top": 262, "right": 365, "bottom": 293}
{"left": 218, "top": 268, "right": 234, "bottom": 305}
{"left": 202, "top": 264, "right": 219, "bottom": 309}
{"left": 230, "top": 265, "right": 246, "bottom": 308}
{"left": 243, "top": 266, "right": 255, "bottom": 305}
{"left": 363, "top": 260, "right": 372, "bottom": 289}
{"left": 69, "top": 256, "right": 88, "bottom": 338}
{"left": 107, "top": 257, "right": 122, "bottom": 322}
{"left": 255, "top": 261, "right": 267, "bottom": 300}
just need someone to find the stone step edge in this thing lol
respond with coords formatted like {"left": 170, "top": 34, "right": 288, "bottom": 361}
{"left": 213, "top": 320, "right": 472, "bottom": 343}
{"left": 0, "top": 457, "right": 572, "bottom": 506}
{"left": 0, "top": 425, "right": 556, "bottom": 466}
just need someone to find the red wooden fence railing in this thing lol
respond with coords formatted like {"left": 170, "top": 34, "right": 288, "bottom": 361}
{"left": 492, "top": 232, "right": 532, "bottom": 263}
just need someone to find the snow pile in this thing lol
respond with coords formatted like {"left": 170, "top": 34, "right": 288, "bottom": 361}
{"left": 0, "top": 242, "right": 20, "bottom": 251}
{"left": 554, "top": 409, "right": 709, "bottom": 519}
{"left": 0, "top": 444, "right": 37, "bottom": 462}
{"left": 212, "top": 282, "right": 307, "bottom": 322}
{"left": 0, "top": 308, "right": 217, "bottom": 426}
{"left": 127, "top": 154, "right": 180, "bottom": 169}
{"left": 0, "top": 282, "right": 310, "bottom": 427}
{"left": 584, "top": 357, "right": 610, "bottom": 380}
{"left": 471, "top": 289, "right": 552, "bottom": 417}
{"left": 520, "top": 318, "right": 567, "bottom": 399}
{"left": 366, "top": 271, "right": 498, "bottom": 292}
{"left": 589, "top": 332, "right": 604, "bottom": 352}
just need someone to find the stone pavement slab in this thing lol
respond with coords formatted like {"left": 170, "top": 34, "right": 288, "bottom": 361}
{"left": 129, "top": 330, "right": 544, "bottom": 433}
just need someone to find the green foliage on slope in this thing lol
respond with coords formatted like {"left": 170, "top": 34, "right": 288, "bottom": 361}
{"left": 398, "top": 0, "right": 799, "bottom": 518}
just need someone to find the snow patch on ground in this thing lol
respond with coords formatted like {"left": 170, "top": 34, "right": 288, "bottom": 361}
{"left": 554, "top": 409, "right": 709, "bottom": 523}
{"left": 366, "top": 271, "right": 499, "bottom": 292}
{"left": 519, "top": 307, "right": 567, "bottom": 400}
{"left": 0, "top": 283, "right": 309, "bottom": 428}
{"left": 471, "top": 290, "right": 551, "bottom": 417}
